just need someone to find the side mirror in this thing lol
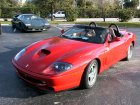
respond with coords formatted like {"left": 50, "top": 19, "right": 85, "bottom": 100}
{"left": 61, "top": 29, "right": 64, "bottom": 34}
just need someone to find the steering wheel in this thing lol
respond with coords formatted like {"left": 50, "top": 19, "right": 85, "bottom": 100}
{"left": 89, "top": 22, "right": 97, "bottom": 27}
{"left": 108, "top": 24, "right": 119, "bottom": 33}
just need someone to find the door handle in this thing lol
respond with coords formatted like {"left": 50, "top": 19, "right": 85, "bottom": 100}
{"left": 105, "top": 47, "right": 110, "bottom": 52}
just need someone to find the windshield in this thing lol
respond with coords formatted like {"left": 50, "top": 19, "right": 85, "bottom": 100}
{"left": 18, "top": 15, "right": 41, "bottom": 21}
{"left": 61, "top": 26, "right": 107, "bottom": 44}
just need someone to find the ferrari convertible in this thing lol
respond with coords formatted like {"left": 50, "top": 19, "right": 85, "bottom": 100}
{"left": 12, "top": 22, "right": 136, "bottom": 92}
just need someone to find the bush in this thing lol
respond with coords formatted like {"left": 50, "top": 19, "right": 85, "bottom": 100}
{"left": 117, "top": 9, "right": 134, "bottom": 22}
{"left": 65, "top": 7, "right": 77, "bottom": 21}
{"left": 0, "top": 9, "right": 1, "bottom": 17}
{"left": 77, "top": 8, "right": 101, "bottom": 18}
{"left": 134, "top": 10, "right": 140, "bottom": 18}
{"left": 77, "top": 7, "right": 127, "bottom": 19}
{"left": 1, "top": 8, "right": 13, "bottom": 18}
{"left": 77, "top": 8, "right": 119, "bottom": 18}
{"left": 1, "top": 7, "right": 38, "bottom": 18}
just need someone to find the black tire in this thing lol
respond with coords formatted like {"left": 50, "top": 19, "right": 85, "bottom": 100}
{"left": 20, "top": 23, "right": 27, "bottom": 32}
{"left": 80, "top": 60, "right": 98, "bottom": 89}
{"left": 124, "top": 43, "right": 133, "bottom": 61}
{"left": 12, "top": 24, "right": 16, "bottom": 29}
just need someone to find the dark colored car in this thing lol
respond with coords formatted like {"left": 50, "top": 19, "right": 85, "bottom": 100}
{"left": 11, "top": 14, "right": 50, "bottom": 32}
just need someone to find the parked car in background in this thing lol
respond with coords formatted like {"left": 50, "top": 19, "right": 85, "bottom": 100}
{"left": 49, "top": 11, "right": 65, "bottom": 18}
{"left": 11, "top": 14, "right": 50, "bottom": 32}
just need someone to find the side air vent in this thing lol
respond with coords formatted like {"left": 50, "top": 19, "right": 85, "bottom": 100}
{"left": 128, "top": 33, "right": 132, "bottom": 35}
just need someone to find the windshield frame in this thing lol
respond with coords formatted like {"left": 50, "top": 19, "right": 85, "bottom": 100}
{"left": 60, "top": 25, "right": 108, "bottom": 44}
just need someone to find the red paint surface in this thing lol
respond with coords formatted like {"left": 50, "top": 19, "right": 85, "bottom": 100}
{"left": 12, "top": 30, "right": 136, "bottom": 92}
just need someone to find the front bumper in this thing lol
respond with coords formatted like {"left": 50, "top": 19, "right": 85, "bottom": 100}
{"left": 12, "top": 60, "right": 83, "bottom": 92}
{"left": 26, "top": 25, "right": 51, "bottom": 31}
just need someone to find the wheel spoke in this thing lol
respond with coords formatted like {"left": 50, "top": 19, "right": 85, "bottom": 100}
{"left": 86, "top": 60, "right": 98, "bottom": 88}
{"left": 88, "top": 65, "right": 97, "bottom": 82}
{"left": 128, "top": 45, "right": 132, "bottom": 59}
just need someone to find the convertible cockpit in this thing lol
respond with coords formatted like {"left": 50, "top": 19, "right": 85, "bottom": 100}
{"left": 61, "top": 22, "right": 122, "bottom": 44}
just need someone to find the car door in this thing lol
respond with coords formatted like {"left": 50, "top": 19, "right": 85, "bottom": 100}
{"left": 57, "top": 11, "right": 64, "bottom": 18}
{"left": 105, "top": 35, "right": 125, "bottom": 67}
{"left": 61, "top": 11, "right": 65, "bottom": 18}
{"left": 56, "top": 11, "right": 61, "bottom": 18}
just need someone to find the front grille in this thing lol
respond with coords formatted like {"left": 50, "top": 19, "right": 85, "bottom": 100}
{"left": 18, "top": 71, "right": 46, "bottom": 84}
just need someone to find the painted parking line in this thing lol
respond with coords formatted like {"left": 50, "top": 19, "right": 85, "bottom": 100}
{"left": 1, "top": 24, "right": 11, "bottom": 26}
{"left": 58, "top": 24, "right": 75, "bottom": 28}
{"left": 53, "top": 25, "right": 63, "bottom": 30}
{"left": 53, "top": 24, "right": 75, "bottom": 30}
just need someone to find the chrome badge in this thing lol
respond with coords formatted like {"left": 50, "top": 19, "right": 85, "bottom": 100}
{"left": 25, "top": 64, "right": 29, "bottom": 68}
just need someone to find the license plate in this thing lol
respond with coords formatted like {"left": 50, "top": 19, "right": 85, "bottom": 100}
{"left": 32, "top": 29, "right": 35, "bottom": 31}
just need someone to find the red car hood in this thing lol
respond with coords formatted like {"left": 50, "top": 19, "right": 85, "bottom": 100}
{"left": 16, "top": 37, "right": 102, "bottom": 75}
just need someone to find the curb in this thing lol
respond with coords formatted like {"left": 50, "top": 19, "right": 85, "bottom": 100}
{"left": 1, "top": 24, "right": 11, "bottom": 26}
{"left": 58, "top": 24, "right": 75, "bottom": 28}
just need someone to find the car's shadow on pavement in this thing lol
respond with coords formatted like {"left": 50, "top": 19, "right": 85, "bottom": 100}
{"left": 0, "top": 46, "right": 53, "bottom": 98}
{"left": 2, "top": 26, "right": 46, "bottom": 34}
{"left": 2, "top": 26, "right": 22, "bottom": 34}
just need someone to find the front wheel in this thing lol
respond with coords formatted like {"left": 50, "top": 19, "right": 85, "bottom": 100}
{"left": 12, "top": 24, "right": 16, "bottom": 29}
{"left": 124, "top": 43, "right": 133, "bottom": 61}
{"left": 80, "top": 60, "right": 98, "bottom": 89}
{"left": 20, "top": 23, "right": 27, "bottom": 32}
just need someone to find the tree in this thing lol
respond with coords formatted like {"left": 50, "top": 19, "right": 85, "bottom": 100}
{"left": 32, "top": 0, "right": 53, "bottom": 18}
{"left": 124, "top": 0, "right": 139, "bottom": 9}
{"left": 77, "top": 0, "right": 86, "bottom": 7}
{"left": 22, "top": 2, "right": 38, "bottom": 14}
{"left": 0, "top": 0, "right": 18, "bottom": 8}
{"left": 117, "top": 9, "right": 134, "bottom": 22}
{"left": 32, "top": 0, "right": 73, "bottom": 19}
{"left": 98, "top": 0, "right": 118, "bottom": 22}
{"left": 65, "top": 7, "right": 77, "bottom": 21}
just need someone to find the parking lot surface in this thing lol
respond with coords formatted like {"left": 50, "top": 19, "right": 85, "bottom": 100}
{"left": 0, "top": 26, "right": 140, "bottom": 105}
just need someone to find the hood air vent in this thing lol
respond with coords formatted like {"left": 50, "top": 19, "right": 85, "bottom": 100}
{"left": 40, "top": 49, "right": 51, "bottom": 55}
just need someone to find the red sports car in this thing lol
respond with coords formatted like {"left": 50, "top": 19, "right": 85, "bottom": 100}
{"left": 12, "top": 22, "right": 136, "bottom": 92}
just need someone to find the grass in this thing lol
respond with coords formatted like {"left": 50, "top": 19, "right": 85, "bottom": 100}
{"left": 51, "top": 21, "right": 140, "bottom": 28}
{"left": 0, "top": 21, "right": 11, "bottom": 24}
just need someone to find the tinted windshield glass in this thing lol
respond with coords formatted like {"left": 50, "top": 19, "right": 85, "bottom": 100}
{"left": 18, "top": 15, "right": 40, "bottom": 21}
{"left": 61, "top": 26, "right": 107, "bottom": 44}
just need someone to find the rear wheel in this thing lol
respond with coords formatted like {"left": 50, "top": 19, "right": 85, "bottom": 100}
{"left": 124, "top": 43, "right": 133, "bottom": 61}
{"left": 80, "top": 60, "right": 98, "bottom": 89}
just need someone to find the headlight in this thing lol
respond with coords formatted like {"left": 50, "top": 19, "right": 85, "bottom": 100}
{"left": 14, "top": 49, "right": 26, "bottom": 61}
{"left": 25, "top": 24, "right": 31, "bottom": 26}
{"left": 45, "top": 23, "right": 49, "bottom": 25}
{"left": 53, "top": 62, "right": 72, "bottom": 72}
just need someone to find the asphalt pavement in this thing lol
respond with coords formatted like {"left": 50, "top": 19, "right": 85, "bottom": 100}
{"left": 0, "top": 26, "right": 140, "bottom": 105}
